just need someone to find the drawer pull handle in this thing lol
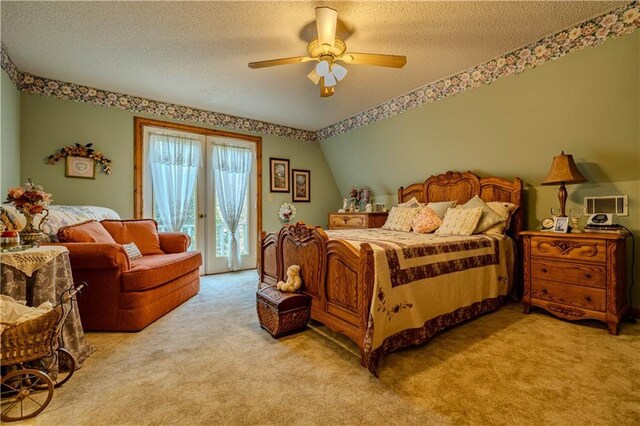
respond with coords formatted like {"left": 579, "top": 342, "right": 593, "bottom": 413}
{"left": 584, "top": 273, "right": 592, "bottom": 279}
{"left": 584, "top": 295, "right": 592, "bottom": 302}
{"left": 541, "top": 288, "right": 547, "bottom": 294}
{"left": 541, "top": 268, "right": 548, "bottom": 273}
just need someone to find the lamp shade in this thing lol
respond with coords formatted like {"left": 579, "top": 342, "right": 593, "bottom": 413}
{"left": 541, "top": 151, "right": 587, "bottom": 185}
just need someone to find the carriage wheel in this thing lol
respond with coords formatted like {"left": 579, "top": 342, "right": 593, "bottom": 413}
{"left": 34, "top": 348, "right": 76, "bottom": 389}
{"left": 1, "top": 368, "right": 54, "bottom": 422}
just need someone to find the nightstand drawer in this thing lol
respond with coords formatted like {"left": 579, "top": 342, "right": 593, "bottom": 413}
{"left": 531, "top": 260, "right": 605, "bottom": 289}
{"left": 329, "top": 214, "right": 366, "bottom": 229}
{"left": 530, "top": 236, "right": 606, "bottom": 263}
{"left": 531, "top": 279, "right": 605, "bottom": 312}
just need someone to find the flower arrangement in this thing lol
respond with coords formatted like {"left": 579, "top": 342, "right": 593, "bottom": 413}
{"left": 6, "top": 179, "right": 52, "bottom": 216}
{"left": 278, "top": 202, "right": 296, "bottom": 224}
{"left": 47, "top": 143, "right": 113, "bottom": 174}
{"left": 349, "top": 185, "right": 371, "bottom": 206}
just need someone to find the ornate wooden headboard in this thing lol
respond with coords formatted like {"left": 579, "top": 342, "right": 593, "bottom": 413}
{"left": 397, "top": 171, "right": 524, "bottom": 240}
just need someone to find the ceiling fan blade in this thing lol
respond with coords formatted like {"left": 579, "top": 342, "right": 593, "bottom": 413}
{"left": 337, "top": 53, "right": 407, "bottom": 68}
{"left": 316, "top": 6, "right": 337, "bottom": 48}
{"left": 248, "top": 56, "right": 315, "bottom": 69}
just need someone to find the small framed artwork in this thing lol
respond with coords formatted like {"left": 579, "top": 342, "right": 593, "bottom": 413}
{"left": 270, "top": 158, "right": 290, "bottom": 192}
{"left": 552, "top": 216, "right": 569, "bottom": 233}
{"left": 65, "top": 156, "right": 96, "bottom": 179}
{"left": 292, "top": 169, "right": 310, "bottom": 202}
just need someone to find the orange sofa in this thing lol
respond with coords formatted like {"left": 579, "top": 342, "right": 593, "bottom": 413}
{"left": 55, "top": 219, "right": 201, "bottom": 331}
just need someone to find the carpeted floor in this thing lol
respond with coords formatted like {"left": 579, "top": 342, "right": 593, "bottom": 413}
{"left": 23, "top": 270, "right": 640, "bottom": 425}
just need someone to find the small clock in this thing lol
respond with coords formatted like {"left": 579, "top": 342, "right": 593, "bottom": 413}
{"left": 541, "top": 217, "right": 555, "bottom": 230}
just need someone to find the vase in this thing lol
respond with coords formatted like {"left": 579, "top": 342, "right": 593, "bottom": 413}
{"left": 19, "top": 209, "right": 48, "bottom": 245}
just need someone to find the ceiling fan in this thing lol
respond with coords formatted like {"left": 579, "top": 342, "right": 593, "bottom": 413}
{"left": 248, "top": 6, "right": 407, "bottom": 98}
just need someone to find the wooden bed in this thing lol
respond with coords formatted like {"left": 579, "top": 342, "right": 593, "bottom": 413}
{"left": 258, "top": 171, "right": 523, "bottom": 374}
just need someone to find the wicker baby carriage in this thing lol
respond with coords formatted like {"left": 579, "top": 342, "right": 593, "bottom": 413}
{"left": 0, "top": 283, "right": 84, "bottom": 422}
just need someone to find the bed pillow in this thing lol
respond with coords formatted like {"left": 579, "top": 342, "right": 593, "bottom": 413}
{"left": 482, "top": 202, "right": 518, "bottom": 235}
{"left": 435, "top": 207, "right": 483, "bottom": 236}
{"left": 426, "top": 201, "right": 457, "bottom": 219}
{"left": 398, "top": 197, "right": 422, "bottom": 208}
{"left": 412, "top": 206, "right": 442, "bottom": 234}
{"left": 460, "top": 195, "right": 504, "bottom": 233}
{"left": 57, "top": 220, "right": 117, "bottom": 243}
{"left": 382, "top": 206, "right": 420, "bottom": 232}
{"left": 101, "top": 219, "right": 164, "bottom": 255}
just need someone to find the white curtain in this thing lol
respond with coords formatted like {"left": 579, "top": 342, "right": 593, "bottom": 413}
{"left": 148, "top": 134, "right": 201, "bottom": 232}
{"left": 213, "top": 144, "right": 252, "bottom": 271}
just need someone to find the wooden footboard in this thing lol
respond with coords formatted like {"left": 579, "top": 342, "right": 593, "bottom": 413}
{"left": 258, "top": 222, "right": 375, "bottom": 362}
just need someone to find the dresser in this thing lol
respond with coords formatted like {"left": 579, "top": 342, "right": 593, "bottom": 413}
{"left": 328, "top": 212, "right": 388, "bottom": 230}
{"left": 520, "top": 230, "right": 630, "bottom": 334}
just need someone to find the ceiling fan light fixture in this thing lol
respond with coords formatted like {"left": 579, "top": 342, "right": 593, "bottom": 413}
{"left": 316, "top": 60, "right": 330, "bottom": 77}
{"left": 331, "top": 63, "right": 347, "bottom": 81}
{"left": 316, "top": 7, "right": 338, "bottom": 48}
{"left": 324, "top": 72, "right": 337, "bottom": 87}
{"left": 307, "top": 68, "right": 321, "bottom": 85}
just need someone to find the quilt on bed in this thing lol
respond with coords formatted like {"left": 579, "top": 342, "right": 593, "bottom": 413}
{"left": 324, "top": 228, "right": 514, "bottom": 375}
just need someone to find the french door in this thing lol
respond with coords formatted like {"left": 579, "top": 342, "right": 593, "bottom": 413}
{"left": 141, "top": 126, "right": 258, "bottom": 275}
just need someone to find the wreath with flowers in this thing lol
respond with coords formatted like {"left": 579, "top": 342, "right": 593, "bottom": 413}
{"left": 278, "top": 203, "right": 296, "bottom": 224}
{"left": 47, "top": 143, "right": 112, "bottom": 174}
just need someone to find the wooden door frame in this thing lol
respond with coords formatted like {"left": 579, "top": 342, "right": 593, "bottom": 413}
{"left": 133, "top": 117, "right": 263, "bottom": 236}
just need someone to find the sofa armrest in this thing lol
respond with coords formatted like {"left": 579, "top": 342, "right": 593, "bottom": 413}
{"left": 45, "top": 242, "right": 130, "bottom": 271}
{"left": 159, "top": 232, "right": 191, "bottom": 253}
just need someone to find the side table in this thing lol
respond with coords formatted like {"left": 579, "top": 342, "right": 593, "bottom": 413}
{"left": 1, "top": 245, "right": 95, "bottom": 366}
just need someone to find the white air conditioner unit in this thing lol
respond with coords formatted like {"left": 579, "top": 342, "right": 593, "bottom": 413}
{"left": 583, "top": 195, "right": 628, "bottom": 216}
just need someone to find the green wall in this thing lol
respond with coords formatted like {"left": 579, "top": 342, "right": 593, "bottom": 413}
{"left": 321, "top": 32, "right": 640, "bottom": 306}
{"left": 1, "top": 70, "right": 21, "bottom": 189}
{"left": 19, "top": 94, "right": 340, "bottom": 232}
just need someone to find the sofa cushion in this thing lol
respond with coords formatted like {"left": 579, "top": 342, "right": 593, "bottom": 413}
{"left": 101, "top": 219, "right": 163, "bottom": 255}
{"left": 57, "top": 220, "right": 117, "bottom": 243}
{"left": 122, "top": 251, "right": 202, "bottom": 292}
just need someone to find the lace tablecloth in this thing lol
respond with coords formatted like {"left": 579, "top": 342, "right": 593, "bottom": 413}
{"left": 1, "top": 246, "right": 95, "bottom": 367}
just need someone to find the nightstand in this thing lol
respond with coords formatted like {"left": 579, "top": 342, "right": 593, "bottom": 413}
{"left": 327, "top": 212, "right": 388, "bottom": 230}
{"left": 520, "top": 230, "right": 630, "bottom": 334}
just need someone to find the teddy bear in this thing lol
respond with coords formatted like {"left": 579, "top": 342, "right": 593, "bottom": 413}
{"left": 277, "top": 265, "right": 302, "bottom": 293}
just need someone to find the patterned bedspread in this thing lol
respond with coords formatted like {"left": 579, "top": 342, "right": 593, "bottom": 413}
{"left": 325, "top": 228, "right": 514, "bottom": 374}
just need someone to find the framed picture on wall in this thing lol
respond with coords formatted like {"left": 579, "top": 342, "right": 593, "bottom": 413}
{"left": 65, "top": 156, "right": 96, "bottom": 179}
{"left": 292, "top": 169, "right": 310, "bottom": 202}
{"left": 270, "top": 158, "right": 290, "bottom": 192}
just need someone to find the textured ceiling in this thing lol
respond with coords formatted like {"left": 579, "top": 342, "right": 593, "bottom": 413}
{"left": 0, "top": 1, "right": 626, "bottom": 131}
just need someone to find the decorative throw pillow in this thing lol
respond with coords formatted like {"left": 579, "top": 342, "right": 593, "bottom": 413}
{"left": 412, "top": 206, "right": 442, "bottom": 234}
{"left": 122, "top": 242, "right": 143, "bottom": 260}
{"left": 460, "top": 195, "right": 505, "bottom": 233}
{"left": 100, "top": 219, "right": 164, "bottom": 255}
{"left": 426, "top": 201, "right": 457, "bottom": 219}
{"left": 382, "top": 206, "right": 420, "bottom": 232}
{"left": 0, "top": 206, "right": 19, "bottom": 231}
{"left": 435, "top": 207, "right": 483, "bottom": 236}
{"left": 482, "top": 202, "right": 518, "bottom": 235}
{"left": 57, "top": 220, "right": 117, "bottom": 243}
{"left": 398, "top": 197, "right": 422, "bottom": 208}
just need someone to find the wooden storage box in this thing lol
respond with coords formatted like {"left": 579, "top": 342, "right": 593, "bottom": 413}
{"left": 256, "top": 286, "right": 310, "bottom": 338}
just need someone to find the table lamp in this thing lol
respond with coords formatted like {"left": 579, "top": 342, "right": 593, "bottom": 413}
{"left": 541, "top": 151, "right": 587, "bottom": 217}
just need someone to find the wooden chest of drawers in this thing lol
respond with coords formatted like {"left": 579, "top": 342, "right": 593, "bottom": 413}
{"left": 520, "top": 230, "right": 630, "bottom": 334}
{"left": 327, "top": 212, "right": 388, "bottom": 230}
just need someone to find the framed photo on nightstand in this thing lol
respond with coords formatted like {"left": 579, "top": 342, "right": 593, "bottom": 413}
{"left": 552, "top": 216, "right": 569, "bottom": 233}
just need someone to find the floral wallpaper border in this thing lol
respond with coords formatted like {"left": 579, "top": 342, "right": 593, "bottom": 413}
{"left": 0, "top": 47, "right": 316, "bottom": 143}
{"left": 1, "top": 2, "right": 639, "bottom": 143}
{"left": 316, "top": 1, "right": 640, "bottom": 140}
{"left": 0, "top": 45, "right": 20, "bottom": 86}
